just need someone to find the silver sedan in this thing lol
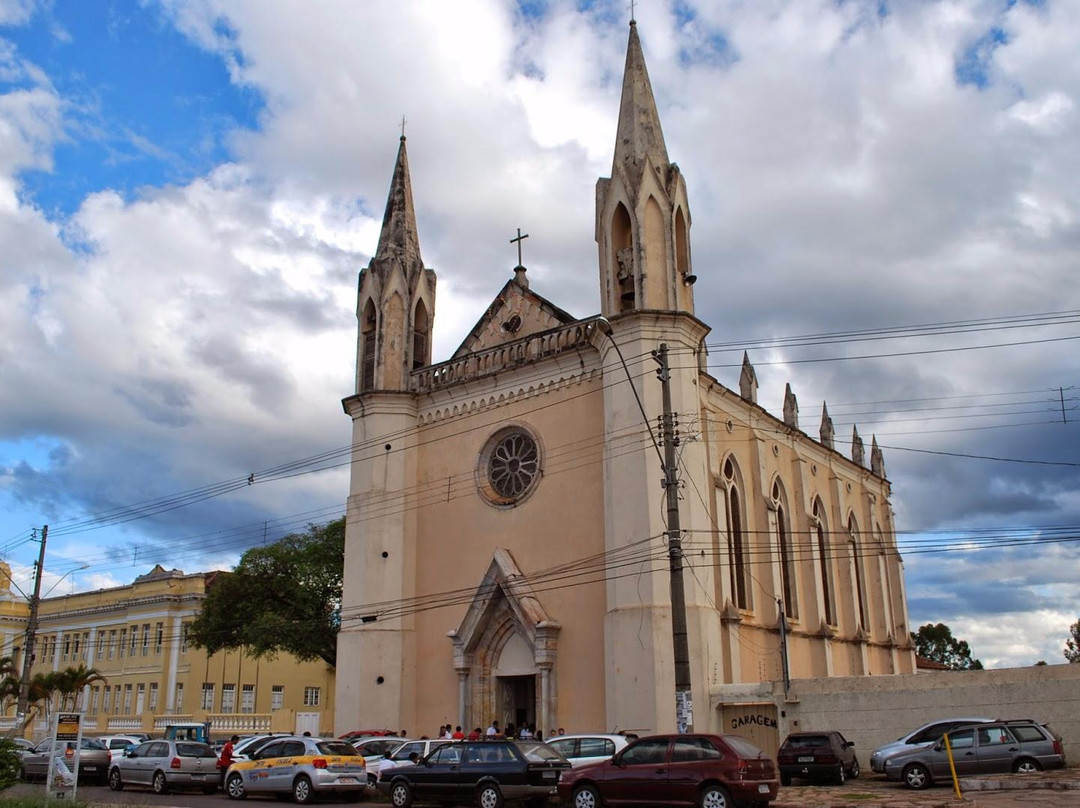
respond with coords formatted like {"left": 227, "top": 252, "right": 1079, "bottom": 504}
{"left": 108, "top": 739, "right": 221, "bottom": 795}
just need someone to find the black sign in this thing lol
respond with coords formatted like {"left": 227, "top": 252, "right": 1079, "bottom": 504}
{"left": 730, "top": 713, "right": 777, "bottom": 730}
{"left": 56, "top": 714, "right": 81, "bottom": 741}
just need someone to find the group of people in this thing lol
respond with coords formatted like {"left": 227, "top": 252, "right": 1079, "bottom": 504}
{"left": 430, "top": 720, "right": 569, "bottom": 742}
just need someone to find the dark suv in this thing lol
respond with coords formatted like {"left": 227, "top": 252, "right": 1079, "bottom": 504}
{"left": 777, "top": 731, "right": 859, "bottom": 786}
{"left": 884, "top": 720, "right": 1066, "bottom": 789}
{"left": 379, "top": 739, "right": 570, "bottom": 808}
{"left": 557, "top": 733, "right": 778, "bottom": 808}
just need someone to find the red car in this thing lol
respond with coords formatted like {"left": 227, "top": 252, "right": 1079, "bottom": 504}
{"left": 557, "top": 733, "right": 778, "bottom": 808}
{"left": 338, "top": 729, "right": 398, "bottom": 740}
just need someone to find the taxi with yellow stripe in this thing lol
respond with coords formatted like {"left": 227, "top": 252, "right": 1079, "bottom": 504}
{"left": 224, "top": 736, "right": 366, "bottom": 804}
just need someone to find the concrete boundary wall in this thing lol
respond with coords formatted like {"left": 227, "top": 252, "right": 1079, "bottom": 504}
{"left": 782, "top": 664, "right": 1080, "bottom": 755}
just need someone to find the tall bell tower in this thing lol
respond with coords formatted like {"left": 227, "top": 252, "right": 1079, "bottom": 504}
{"left": 596, "top": 20, "right": 696, "bottom": 317}
{"left": 355, "top": 135, "right": 437, "bottom": 393}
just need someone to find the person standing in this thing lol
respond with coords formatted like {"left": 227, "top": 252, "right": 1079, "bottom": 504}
{"left": 218, "top": 735, "right": 239, "bottom": 786}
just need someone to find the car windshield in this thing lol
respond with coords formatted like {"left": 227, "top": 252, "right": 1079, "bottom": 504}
{"left": 177, "top": 742, "right": 218, "bottom": 758}
{"left": 317, "top": 741, "right": 359, "bottom": 756}
{"left": 516, "top": 742, "right": 565, "bottom": 762}
{"left": 785, "top": 736, "right": 829, "bottom": 749}
{"left": 723, "top": 736, "right": 765, "bottom": 758}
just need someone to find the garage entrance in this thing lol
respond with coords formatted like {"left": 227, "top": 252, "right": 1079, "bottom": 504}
{"left": 720, "top": 702, "right": 780, "bottom": 758}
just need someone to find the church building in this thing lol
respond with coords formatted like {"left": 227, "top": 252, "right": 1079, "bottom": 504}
{"left": 335, "top": 20, "right": 915, "bottom": 748}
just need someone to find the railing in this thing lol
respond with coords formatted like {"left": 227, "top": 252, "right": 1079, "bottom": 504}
{"left": 411, "top": 320, "right": 597, "bottom": 394}
{"left": 208, "top": 714, "right": 272, "bottom": 733}
{"left": 107, "top": 718, "right": 145, "bottom": 731}
{"left": 153, "top": 715, "right": 194, "bottom": 731}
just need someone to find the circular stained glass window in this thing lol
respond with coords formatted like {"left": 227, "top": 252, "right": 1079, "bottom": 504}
{"left": 478, "top": 427, "right": 542, "bottom": 507}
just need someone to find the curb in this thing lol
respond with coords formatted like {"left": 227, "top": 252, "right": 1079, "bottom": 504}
{"left": 961, "top": 777, "right": 1080, "bottom": 792}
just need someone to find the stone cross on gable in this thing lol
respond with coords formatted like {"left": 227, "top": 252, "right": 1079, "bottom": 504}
{"left": 510, "top": 228, "right": 529, "bottom": 268}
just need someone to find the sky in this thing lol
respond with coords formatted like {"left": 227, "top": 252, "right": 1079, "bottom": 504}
{"left": 0, "top": 0, "right": 1078, "bottom": 669}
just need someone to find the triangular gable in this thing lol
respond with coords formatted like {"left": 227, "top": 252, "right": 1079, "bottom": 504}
{"left": 451, "top": 280, "right": 577, "bottom": 360}
{"left": 449, "top": 548, "right": 560, "bottom": 665}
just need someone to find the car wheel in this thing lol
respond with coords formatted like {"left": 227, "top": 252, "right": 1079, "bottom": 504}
{"left": 902, "top": 763, "right": 931, "bottom": 790}
{"left": 779, "top": 773, "right": 791, "bottom": 787}
{"left": 153, "top": 770, "right": 170, "bottom": 795}
{"left": 227, "top": 773, "right": 248, "bottom": 800}
{"left": 293, "top": 775, "right": 315, "bottom": 805}
{"left": 835, "top": 764, "right": 846, "bottom": 786}
{"left": 573, "top": 784, "right": 602, "bottom": 808}
{"left": 475, "top": 782, "right": 504, "bottom": 808}
{"left": 699, "top": 784, "right": 733, "bottom": 808}
{"left": 1014, "top": 757, "right": 1043, "bottom": 774}
{"left": 849, "top": 759, "right": 860, "bottom": 779}
{"left": 389, "top": 780, "right": 414, "bottom": 808}
{"left": 368, "top": 773, "right": 378, "bottom": 788}
{"left": 108, "top": 767, "right": 123, "bottom": 791}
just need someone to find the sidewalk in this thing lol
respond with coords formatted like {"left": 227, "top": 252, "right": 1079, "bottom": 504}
{"left": 770, "top": 768, "right": 1080, "bottom": 807}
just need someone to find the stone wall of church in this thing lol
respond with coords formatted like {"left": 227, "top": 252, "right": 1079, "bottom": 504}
{"left": 406, "top": 371, "right": 610, "bottom": 734}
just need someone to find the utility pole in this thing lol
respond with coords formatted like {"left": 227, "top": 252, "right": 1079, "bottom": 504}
{"left": 655, "top": 344, "right": 693, "bottom": 733}
{"left": 15, "top": 524, "right": 47, "bottom": 732}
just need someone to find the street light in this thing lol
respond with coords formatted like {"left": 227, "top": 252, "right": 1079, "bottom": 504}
{"left": 41, "top": 564, "right": 90, "bottom": 598}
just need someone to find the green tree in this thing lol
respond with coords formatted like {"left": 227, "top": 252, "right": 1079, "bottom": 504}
{"left": 189, "top": 518, "right": 344, "bottom": 667}
{"left": 0, "top": 738, "right": 21, "bottom": 792}
{"left": 911, "top": 622, "right": 984, "bottom": 670}
{"left": 1066, "top": 617, "right": 1080, "bottom": 663}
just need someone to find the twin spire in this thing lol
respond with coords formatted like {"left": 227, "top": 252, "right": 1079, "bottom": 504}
{"left": 612, "top": 20, "right": 670, "bottom": 176}
{"left": 374, "top": 135, "right": 423, "bottom": 270}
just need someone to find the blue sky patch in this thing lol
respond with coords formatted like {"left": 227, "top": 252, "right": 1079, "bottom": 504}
{"left": 6, "top": 1, "right": 263, "bottom": 217}
{"left": 955, "top": 26, "right": 1008, "bottom": 89}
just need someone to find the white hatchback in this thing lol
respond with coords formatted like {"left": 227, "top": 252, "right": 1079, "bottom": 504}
{"left": 546, "top": 734, "right": 631, "bottom": 768}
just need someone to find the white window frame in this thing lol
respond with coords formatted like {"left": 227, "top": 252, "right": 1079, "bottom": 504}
{"left": 303, "top": 687, "right": 320, "bottom": 707}
{"left": 271, "top": 686, "right": 284, "bottom": 711}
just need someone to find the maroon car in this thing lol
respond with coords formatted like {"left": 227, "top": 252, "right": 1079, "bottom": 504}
{"left": 557, "top": 733, "right": 778, "bottom": 808}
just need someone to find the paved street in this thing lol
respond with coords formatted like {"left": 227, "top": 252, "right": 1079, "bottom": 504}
{"left": 7, "top": 773, "right": 1080, "bottom": 808}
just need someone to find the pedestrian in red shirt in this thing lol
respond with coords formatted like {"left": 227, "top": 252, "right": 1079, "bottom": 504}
{"left": 218, "top": 735, "right": 239, "bottom": 786}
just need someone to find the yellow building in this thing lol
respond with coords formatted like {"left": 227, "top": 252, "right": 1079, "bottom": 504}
{"left": 0, "top": 563, "right": 334, "bottom": 740}
{"left": 336, "top": 19, "right": 914, "bottom": 753}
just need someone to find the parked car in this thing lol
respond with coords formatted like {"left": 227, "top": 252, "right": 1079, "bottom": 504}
{"left": 557, "top": 733, "right": 778, "bottom": 808}
{"left": 107, "top": 739, "right": 220, "bottom": 795}
{"left": 21, "top": 737, "right": 111, "bottom": 785}
{"left": 11, "top": 738, "right": 34, "bottom": 756}
{"left": 352, "top": 736, "right": 413, "bottom": 785}
{"left": 231, "top": 732, "right": 291, "bottom": 762}
{"left": 777, "top": 731, "right": 859, "bottom": 785}
{"left": 884, "top": 720, "right": 1066, "bottom": 789}
{"left": 225, "top": 736, "right": 367, "bottom": 803}
{"left": 546, "top": 734, "right": 631, "bottom": 768}
{"left": 97, "top": 735, "right": 143, "bottom": 765}
{"left": 378, "top": 739, "right": 570, "bottom": 808}
{"left": 340, "top": 729, "right": 398, "bottom": 740}
{"left": 869, "top": 717, "right": 994, "bottom": 773}
{"left": 376, "top": 738, "right": 451, "bottom": 781}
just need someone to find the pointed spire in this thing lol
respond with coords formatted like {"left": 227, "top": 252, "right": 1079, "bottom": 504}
{"left": 851, "top": 425, "right": 865, "bottom": 467}
{"left": 871, "top": 435, "right": 885, "bottom": 478}
{"left": 739, "top": 352, "right": 757, "bottom": 403}
{"left": 612, "top": 21, "right": 669, "bottom": 176}
{"left": 375, "top": 136, "right": 423, "bottom": 267}
{"left": 783, "top": 383, "right": 799, "bottom": 430}
{"left": 820, "top": 402, "right": 835, "bottom": 449}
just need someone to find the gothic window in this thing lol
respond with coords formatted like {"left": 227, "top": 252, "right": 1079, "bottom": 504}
{"left": 360, "top": 299, "right": 377, "bottom": 391}
{"left": 478, "top": 426, "right": 542, "bottom": 507}
{"left": 772, "top": 480, "right": 798, "bottom": 620}
{"left": 848, "top": 515, "right": 868, "bottom": 631}
{"left": 412, "top": 299, "right": 429, "bottom": 371}
{"left": 813, "top": 499, "right": 835, "bottom": 626}
{"left": 612, "top": 203, "right": 635, "bottom": 313}
{"left": 722, "top": 457, "right": 749, "bottom": 610}
{"left": 674, "top": 207, "right": 690, "bottom": 280}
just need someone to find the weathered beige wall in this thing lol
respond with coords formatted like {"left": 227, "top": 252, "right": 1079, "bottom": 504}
{"left": 783, "top": 664, "right": 1080, "bottom": 753}
{"left": 410, "top": 377, "right": 608, "bottom": 734}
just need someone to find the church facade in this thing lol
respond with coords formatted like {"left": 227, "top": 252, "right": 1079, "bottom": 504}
{"left": 335, "top": 21, "right": 914, "bottom": 747}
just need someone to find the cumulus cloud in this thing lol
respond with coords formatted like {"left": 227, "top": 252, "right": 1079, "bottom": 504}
{"left": 0, "top": 0, "right": 1078, "bottom": 668}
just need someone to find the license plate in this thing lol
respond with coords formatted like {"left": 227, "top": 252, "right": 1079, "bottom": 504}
{"left": 82, "top": 766, "right": 98, "bottom": 771}
{"left": 798, "top": 756, "right": 814, "bottom": 763}
{"left": 337, "top": 777, "right": 358, "bottom": 784}
{"left": 758, "top": 784, "right": 771, "bottom": 794}
{"left": 191, "top": 774, "right": 206, "bottom": 780}
{"left": 543, "top": 771, "right": 557, "bottom": 780}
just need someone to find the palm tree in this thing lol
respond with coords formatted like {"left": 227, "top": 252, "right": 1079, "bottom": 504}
{"left": 0, "top": 655, "right": 18, "bottom": 712}
{"left": 56, "top": 664, "right": 107, "bottom": 711}
{"left": 28, "top": 671, "right": 59, "bottom": 726}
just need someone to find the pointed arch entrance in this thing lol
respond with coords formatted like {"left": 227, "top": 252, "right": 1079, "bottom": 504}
{"left": 448, "top": 549, "right": 560, "bottom": 736}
